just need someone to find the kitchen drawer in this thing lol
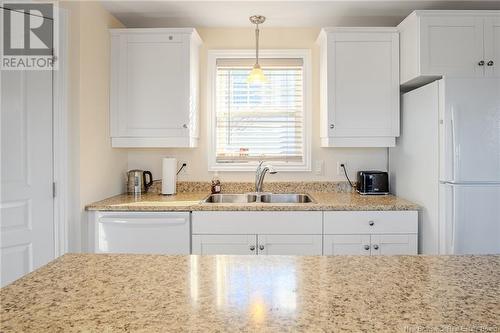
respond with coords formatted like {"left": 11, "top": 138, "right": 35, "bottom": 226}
{"left": 323, "top": 211, "right": 418, "bottom": 234}
{"left": 192, "top": 211, "right": 322, "bottom": 235}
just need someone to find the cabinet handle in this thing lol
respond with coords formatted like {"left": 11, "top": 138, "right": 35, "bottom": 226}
{"left": 182, "top": 124, "right": 188, "bottom": 129}
{"left": 478, "top": 60, "right": 485, "bottom": 66}
{"left": 373, "top": 244, "right": 379, "bottom": 250}
{"left": 368, "top": 220, "right": 375, "bottom": 226}
{"left": 259, "top": 245, "right": 265, "bottom": 251}
{"left": 364, "top": 245, "right": 370, "bottom": 251}
{"left": 487, "top": 60, "right": 494, "bottom": 66}
{"left": 249, "top": 245, "right": 256, "bottom": 251}
{"left": 329, "top": 124, "right": 335, "bottom": 129}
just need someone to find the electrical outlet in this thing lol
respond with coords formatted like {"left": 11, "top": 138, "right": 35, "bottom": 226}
{"left": 336, "top": 161, "right": 347, "bottom": 176}
{"left": 177, "top": 160, "right": 189, "bottom": 177}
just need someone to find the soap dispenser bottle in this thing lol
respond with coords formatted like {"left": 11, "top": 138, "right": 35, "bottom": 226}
{"left": 211, "top": 172, "right": 221, "bottom": 194}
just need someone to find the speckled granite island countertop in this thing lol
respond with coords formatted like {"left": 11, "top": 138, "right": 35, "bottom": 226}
{"left": 85, "top": 192, "right": 419, "bottom": 211}
{"left": 1, "top": 254, "right": 499, "bottom": 332}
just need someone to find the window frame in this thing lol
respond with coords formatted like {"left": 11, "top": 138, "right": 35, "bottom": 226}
{"left": 207, "top": 49, "right": 312, "bottom": 172}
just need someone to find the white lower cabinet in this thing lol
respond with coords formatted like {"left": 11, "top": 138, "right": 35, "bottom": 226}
{"left": 323, "top": 234, "right": 417, "bottom": 255}
{"left": 191, "top": 211, "right": 323, "bottom": 255}
{"left": 192, "top": 234, "right": 323, "bottom": 255}
{"left": 192, "top": 235, "right": 256, "bottom": 255}
{"left": 370, "top": 234, "right": 417, "bottom": 255}
{"left": 323, "top": 211, "right": 418, "bottom": 255}
{"left": 323, "top": 235, "right": 371, "bottom": 255}
{"left": 257, "top": 235, "right": 322, "bottom": 255}
{"left": 88, "top": 210, "right": 418, "bottom": 256}
{"left": 88, "top": 211, "right": 190, "bottom": 254}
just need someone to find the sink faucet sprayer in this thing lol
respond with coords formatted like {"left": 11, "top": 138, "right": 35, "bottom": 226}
{"left": 255, "top": 161, "right": 277, "bottom": 193}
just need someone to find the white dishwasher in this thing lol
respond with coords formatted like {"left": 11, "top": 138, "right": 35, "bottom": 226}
{"left": 89, "top": 212, "right": 190, "bottom": 254}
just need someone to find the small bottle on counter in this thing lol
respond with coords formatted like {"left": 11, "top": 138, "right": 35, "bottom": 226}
{"left": 211, "top": 172, "right": 221, "bottom": 194}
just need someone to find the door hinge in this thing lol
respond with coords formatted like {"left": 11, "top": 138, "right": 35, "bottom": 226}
{"left": 53, "top": 182, "right": 56, "bottom": 198}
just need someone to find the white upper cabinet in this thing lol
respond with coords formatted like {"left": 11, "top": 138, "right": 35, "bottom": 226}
{"left": 317, "top": 28, "right": 400, "bottom": 147}
{"left": 399, "top": 11, "right": 500, "bottom": 90}
{"left": 110, "top": 28, "right": 201, "bottom": 148}
{"left": 484, "top": 16, "right": 500, "bottom": 77}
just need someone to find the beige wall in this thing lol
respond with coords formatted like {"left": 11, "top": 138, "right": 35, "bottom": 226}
{"left": 62, "top": 1, "right": 128, "bottom": 252}
{"left": 127, "top": 28, "right": 388, "bottom": 182}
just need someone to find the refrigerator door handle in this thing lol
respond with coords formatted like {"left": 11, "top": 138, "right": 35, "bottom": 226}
{"left": 450, "top": 185, "right": 456, "bottom": 254}
{"left": 450, "top": 106, "right": 457, "bottom": 183}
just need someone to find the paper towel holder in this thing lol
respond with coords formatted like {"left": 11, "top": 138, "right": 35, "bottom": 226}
{"left": 162, "top": 157, "right": 178, "bottom": 195}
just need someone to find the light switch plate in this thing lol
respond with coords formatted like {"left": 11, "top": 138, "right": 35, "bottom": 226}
{"left": 314, "top": 160, "right": 324, "bottom": 175}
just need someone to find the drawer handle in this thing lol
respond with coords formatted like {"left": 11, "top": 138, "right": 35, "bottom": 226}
{"left": 487, "top": 60, "right": 494, "bottom": 66}
{"left": 99, "top": 219, "right": 186, "bottom": 225}
{"left": 364, "top": 245, "right": 370, "bottom": 251}
{"left": 478, "top": 60, "right": 485, "bottom": 66}
{"left": 368, "top": 220, "right": 375, "bottom": 226}
{"left": 249, "top": 245, "right": 256, "bottom": 251}
{"left": 373, "top": 244, "right": 379, "bottom": 250}
{"left": 259, "top": 245, "right": 265, "bottom": 251}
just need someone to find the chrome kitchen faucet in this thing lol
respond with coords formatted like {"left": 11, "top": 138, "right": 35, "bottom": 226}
{"left": 255, "top": 161, "right": 277, "bottom": 193}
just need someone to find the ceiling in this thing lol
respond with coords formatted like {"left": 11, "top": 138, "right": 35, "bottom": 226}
{"left": 100, "top": 0, "right": 500, "bottom": 28}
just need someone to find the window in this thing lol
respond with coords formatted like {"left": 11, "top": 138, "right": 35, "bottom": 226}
{"left": 208, "top": 50, "right": 311, "bottom": 171}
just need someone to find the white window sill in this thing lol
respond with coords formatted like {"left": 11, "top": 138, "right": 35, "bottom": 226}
{"left": 208, "top": 163, "right": 312, "bottom": 172}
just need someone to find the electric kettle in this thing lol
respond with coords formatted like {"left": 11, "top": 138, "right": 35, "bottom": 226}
{"left": 127, "top": 170, "right": 153, "bottom": 194}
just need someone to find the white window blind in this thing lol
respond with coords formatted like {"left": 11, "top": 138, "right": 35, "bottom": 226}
{"left": 215, "top": 58, "right": 304, "bottom": 164}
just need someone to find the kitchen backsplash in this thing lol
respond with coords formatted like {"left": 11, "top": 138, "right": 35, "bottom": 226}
{"left": 148, "top": 180, "right": 355, "bottom": 194}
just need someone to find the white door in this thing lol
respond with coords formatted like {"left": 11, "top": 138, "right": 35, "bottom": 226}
{"left": 370, "top": 234, "right": 417, "bottom": 255}
{"left": 484, "top": 17, "right": 500, "bottom": 77}
{"left": 94, "top": 212, "right": 190, "bottom": 254}
{"left": 257, "top": 235, "right": 322, "bottom": 255}
{"left": 328, "top": 32, "right": 399, "bottom": 138}
{"left": 1, "top": 69, "right": 55, "bottom": 284}
{"left": 115, "top": 33, "right": 189, "bottom": 138}
{"left": 323, "top": 235, "right": 371, "bottom": 255}
{"left": 192, "top": 235, "right": 257, "bottom": 255}
{"left": 449, "top": 184, "right": 500, "bottom": 254}
{"left": 420, "top": 16, "right": 484, "bottom": 77}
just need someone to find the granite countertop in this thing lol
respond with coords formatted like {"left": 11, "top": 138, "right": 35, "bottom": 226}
{"left": 1, "top": 254, "right": 499, "bottom": 332}
{"left": 85, "top": 191, "right": 419, "bottom": 211}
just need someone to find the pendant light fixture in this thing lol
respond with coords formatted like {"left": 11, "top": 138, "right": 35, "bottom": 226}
{"left": 247, "top": 15, "right": 268, "bottom": 84}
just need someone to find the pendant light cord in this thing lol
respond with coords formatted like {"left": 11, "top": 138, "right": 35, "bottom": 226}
{"left": 255, "top": 24, "right": 260, "bottom": 65}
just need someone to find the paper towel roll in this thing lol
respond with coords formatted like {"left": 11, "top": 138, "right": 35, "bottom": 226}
{"left": 162, "top": 158, "right": 177, "bottom": 195}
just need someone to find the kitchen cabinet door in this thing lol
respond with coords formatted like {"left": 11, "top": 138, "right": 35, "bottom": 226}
{"left": 317, "top": 28, "right": 399, "bottom": 147}
{"left": 114, "top": 33, "right": 188, "bottom": 138}
{"left": 420, "top": 16, "right": 485, "bottom": 77}
{"left": 484, "top": 16, "right": 500, "bottom": 77}
{"left": 192, "top": 235, "right": 257, "bottom": 255}
{"left": 323, "top": 235, "right": 371, "bottom": 255}
{"left": 370, "top": 234, "right": 418, "bottom": 255}
{"left": 257, "top": 235, "right": 322, "bottom": 255}
{"left": 110, "top": 29, "right": 201, "bottom": 147}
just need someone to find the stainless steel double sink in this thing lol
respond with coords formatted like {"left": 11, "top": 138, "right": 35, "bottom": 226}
{"left": 203, "top": 193, "right": 314, "bottom": 204}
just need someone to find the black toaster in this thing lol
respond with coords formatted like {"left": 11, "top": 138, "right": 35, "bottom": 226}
{"left": 356, "top": 171, "right": 389, "bottom": 195}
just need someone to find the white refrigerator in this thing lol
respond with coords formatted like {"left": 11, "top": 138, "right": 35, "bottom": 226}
{"left": 390, "top": 77, "right": 500, "bottom": 255}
